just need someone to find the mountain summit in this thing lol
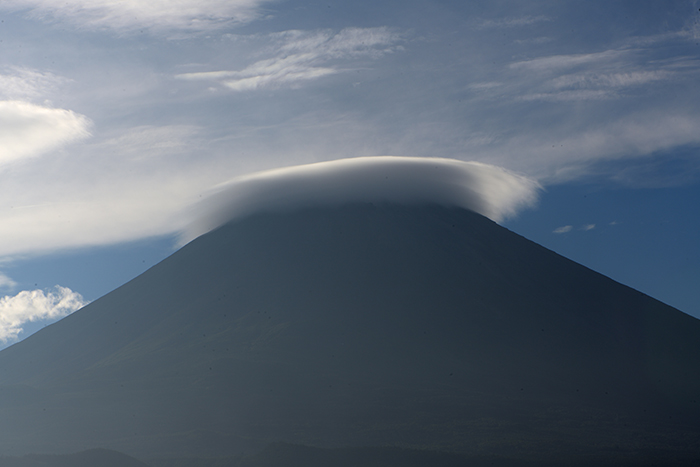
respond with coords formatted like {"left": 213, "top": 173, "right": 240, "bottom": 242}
{"left": 0, "top": 204, "right": 698, "bottom": 464}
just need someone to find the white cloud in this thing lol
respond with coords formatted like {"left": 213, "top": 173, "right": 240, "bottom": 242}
{"left": 478, "top": 112, "right": 700, "bottom": 183}
{"left": 0, "top": 285, "right": 88, "bottom": 342}
{"left": 550, "top": 70, "right": 673, "bottom": 90}
{"left": 0, "top": 67, "right": 65, "bottom": 101}
{"left": 519, "top": 90, "right": 613, "bottom": 102}
{"left": 509, "top": 50, "right": 626, "bottom": 72}
{"left": 518, "top": 69, "right": 677, "bottom": 102}
{"left": 458, "top": 31, "right": 700, "bottom": 185}
{"left": 2, "top": 0, "right": 274, "bottom": 33}
{"left": 180, "top": 156, "right": 541, "bottom": 244}
{"left": 553, "top": 225, "right": 573, "bottom": 234}
{"left": 478, "top": 15, "right": 550, "bottom": 29}
{"left": 504, "top": 47, "right": 694, "bottom": 103}
{"left": 0, "top": 125, "right": 215, "bottom": 257}
{"left": 177, "top": 27, "right": 402, "bottom": 91}
{"left": 0, "top": 101, "right": 91, "bottom": 167}
{"left": 0, "top": 273, "right": 18, "bottom": 290}
{"left": 581, "top": 224, "right": 596, "bottom": 231}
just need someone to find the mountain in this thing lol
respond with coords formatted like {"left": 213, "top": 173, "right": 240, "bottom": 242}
{"left": 0, "top": 449, "right": 149, "bottom": 467}
{"left": 0, "top": 204, "right": 699, "bottom": 465}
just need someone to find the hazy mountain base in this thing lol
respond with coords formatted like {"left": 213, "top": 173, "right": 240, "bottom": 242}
{"left": 0, "top": 448, "right": 148, "bottom": 467}
{"left": 2, "top": 445, "right": 698, "bottom": 467}
{"left": 4, "top": 444, "right": 698, "bottom": 467}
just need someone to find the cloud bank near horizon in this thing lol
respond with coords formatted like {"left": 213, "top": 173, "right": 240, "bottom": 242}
{"left": 181, "top": 156, "right": 541, "bottom": 244}
{"left": 0, "top": 285, "right": 88, "bottom": 343}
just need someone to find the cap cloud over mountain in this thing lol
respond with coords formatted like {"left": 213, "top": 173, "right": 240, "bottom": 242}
{"left": 181, "top": 156, "right": 542, "bottom": 244}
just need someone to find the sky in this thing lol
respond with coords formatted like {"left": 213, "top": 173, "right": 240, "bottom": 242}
{"left": 0, "top": 0, "right": 699, "bottom": 349}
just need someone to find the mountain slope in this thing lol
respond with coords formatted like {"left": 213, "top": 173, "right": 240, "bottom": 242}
{"left": 0, "top": 204, "right": 698, "bottom": 462}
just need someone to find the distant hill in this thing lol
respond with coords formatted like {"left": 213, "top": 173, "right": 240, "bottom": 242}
{"left": 0, "top": 204, "right": 698, "bottom": 464}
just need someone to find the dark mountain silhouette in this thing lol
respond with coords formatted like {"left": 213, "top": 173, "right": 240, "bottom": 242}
{"left": 0, "top": 448, "right": 148, "bottom": 467}
{"left": 0, "top": 204, "right": 699, "bottom": 465}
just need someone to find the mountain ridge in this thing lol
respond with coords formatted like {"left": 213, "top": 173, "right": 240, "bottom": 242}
{"left": 0, "top": 204, "right": 698, "bottom": 461}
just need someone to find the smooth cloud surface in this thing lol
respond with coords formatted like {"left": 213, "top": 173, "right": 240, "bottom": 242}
{"left": 182, "top": 156, "right": 541, "bottom": 244}
{"left": 0, "top": 286, "right": 88, "bottom": 342}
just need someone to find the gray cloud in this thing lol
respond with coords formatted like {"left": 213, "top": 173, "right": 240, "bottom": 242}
{"left": 181, "top": 156, "right": 541, "bottom": 244}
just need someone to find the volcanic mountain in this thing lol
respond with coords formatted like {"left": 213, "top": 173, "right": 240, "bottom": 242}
{"left": 0, "top": 204, "right": 699, "bottom": 465}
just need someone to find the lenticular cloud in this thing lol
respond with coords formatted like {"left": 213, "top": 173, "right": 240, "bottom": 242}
{"left": 182, "top": 156, "right": 541, "bottom": 244}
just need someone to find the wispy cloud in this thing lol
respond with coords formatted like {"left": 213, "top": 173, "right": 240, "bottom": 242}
{"left": 517, "top": 69, "right": 677, "bottom": 102}
{"left": 550, "top": 70, "right": 673, "bottom": 89}
{"left": 0, "top": 285, "right": 88, "bottom": 342}
{"left": 0, "top": 124, "right": 217, "bottom": 257}
{"left": 552, "top": 224, "right": 595, "bottom": 234}
{"left": 460, "top": 29, "right": 700, "bottom": 184}
{"left": 0, "top": 101, "right": 91, "bottom": 167}
{"left": 0, "top": 67, "right": 65, "bottom": 101}
{"left": 478, "top": 15, "right": 550, "bottom": 29}
{"left": 177, "top": 27, "right": 403, "bottom": 91}
{"left": 0, "top": 273, "right": 17, "bottom": 291}
{"left": 510, "top": 50, "right": 625, "bottom": 72}
{"left": 507, "top": 46, "right": 698, "bottom": 103}
{"left": 2, "top": 0, "right": 275, "bottom": 33}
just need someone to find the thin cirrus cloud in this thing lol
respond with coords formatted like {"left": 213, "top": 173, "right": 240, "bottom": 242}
{"left": 2, "top": 0, "right": 276, "bottom": 32}
{"left": 181, "top": 156, "right": 542, "bottom": 245}
{"left": 505, "top": 44, "right": 697, "bottom": 103}
{"left": 477, "top": 15, "right": 550, "bottom": 29}
{"left": 468, "top": 31, "right": 700, "bottom": 182}
{"left": 176, "top": 27, "right": 402, "bottom": 91}
{"left": 0, "top": 67, "right": 65, "bottom": 101}
{"left": 552, "top": 224, "right": 595, "bottom": 234}
{"left": 0, "top": 273, "right": 18, "bottom": 290}
{"left": 0, "top": 285, "right": 88, "bottom": 343}
{"left": 553, "top": 226, "right": 573, "bottom": 234}
{"left": 484, "top": 113, "right": 700, "bottom": 182}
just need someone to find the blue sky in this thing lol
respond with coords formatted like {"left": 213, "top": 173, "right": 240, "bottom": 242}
{"left": 0, "top": 0, "right": 699, "bottom": 348}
